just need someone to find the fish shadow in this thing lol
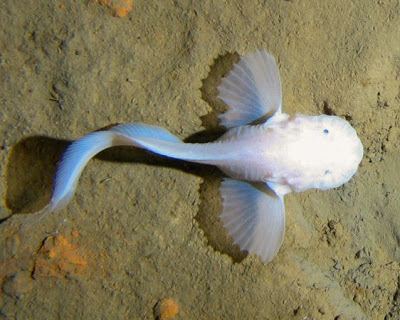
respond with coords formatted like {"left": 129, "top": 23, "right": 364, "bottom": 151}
{"left": 5, "top": 136, "right": 69, "bottom": 215}
{"left": 4, "top": 52, "right": 247, "bottom": 263}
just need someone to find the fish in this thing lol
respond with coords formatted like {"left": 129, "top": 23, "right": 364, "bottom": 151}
{"left": 32, "top": 49, "right": 364, "bottom": 263}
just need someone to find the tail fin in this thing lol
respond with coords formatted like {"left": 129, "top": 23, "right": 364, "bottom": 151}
{"left": 40, "top": 123, "right": 184, "bottom": 215}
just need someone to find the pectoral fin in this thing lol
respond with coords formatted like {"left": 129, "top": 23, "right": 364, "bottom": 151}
{"left": 220, "top": 178, "right": 285, "bottom": 263}
{"left": 218, "top": 49, "right": 282, "bottom": 128}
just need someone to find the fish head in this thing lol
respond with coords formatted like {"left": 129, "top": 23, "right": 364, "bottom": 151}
{"left": 286, "top": 114, "right": 363, "bottom": 192}
{"left": 308, "top": 115, "right": 363, "bottom": 190}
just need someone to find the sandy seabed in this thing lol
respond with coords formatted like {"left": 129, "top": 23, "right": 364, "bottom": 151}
{"left": 1, "top": 1, "right": 399, "bottom": 319}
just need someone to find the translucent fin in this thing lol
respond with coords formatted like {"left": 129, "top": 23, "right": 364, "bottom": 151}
{"left": 47, "top": 124, "right": 184, "bottom": 213}
{"left": 110, "top": 123, "right": 182, "bottom": 143}
{"left": 218, "top": 49, "right": 282, "bottom": 128}
{"left": 220, "top": 178, "right": 285, "bottom": 263}
{"left": 49, "top": 131, "right": 116, "bottom": 212}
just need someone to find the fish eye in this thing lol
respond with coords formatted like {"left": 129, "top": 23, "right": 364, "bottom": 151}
{"left": 323, "top": 128, "right": 329, "bottom": 134}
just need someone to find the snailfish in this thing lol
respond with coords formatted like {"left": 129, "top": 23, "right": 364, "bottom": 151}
{"left": 37, "top": 50, "right": 363, "bottom": 263}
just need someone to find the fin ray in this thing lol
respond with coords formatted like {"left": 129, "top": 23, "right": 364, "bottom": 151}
{"left": 218, "top": 49, "right": 282, "bottom": 128}
{"left": 220, "top": 178, "right": 285, "bottom": 263}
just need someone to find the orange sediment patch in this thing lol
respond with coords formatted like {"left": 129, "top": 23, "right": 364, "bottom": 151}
{"left": 95, "top": 0, "right": 134, "bottom": 17}
{"left": 33, "top": 232, "right": 87, "bottom": 278}
{"left": 154, "top": 298, "right": 179, "bottom": 320}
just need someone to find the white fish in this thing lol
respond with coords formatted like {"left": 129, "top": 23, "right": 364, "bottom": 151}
{"left": 36, "top": 50, "right": 363, "bottom": 263}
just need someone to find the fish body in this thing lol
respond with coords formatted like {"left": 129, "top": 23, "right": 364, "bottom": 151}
{"left": 33, "top": 50, "right": 363, "bottom": 263}
{"left": 207, "top": 113, "right": 363, "bottom": 194}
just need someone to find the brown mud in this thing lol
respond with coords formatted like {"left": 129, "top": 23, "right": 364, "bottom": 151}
{"left": 1, "top": 1, "right": 399, "bottom": 319}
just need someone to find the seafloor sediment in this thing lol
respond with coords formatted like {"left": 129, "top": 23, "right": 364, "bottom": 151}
{"left": 0, "top": 1, "right": 399, "bottom": 319}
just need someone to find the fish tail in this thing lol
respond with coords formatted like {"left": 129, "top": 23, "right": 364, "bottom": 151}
{"left": 30, "top": 123, "right": 206, "bottom": 218}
